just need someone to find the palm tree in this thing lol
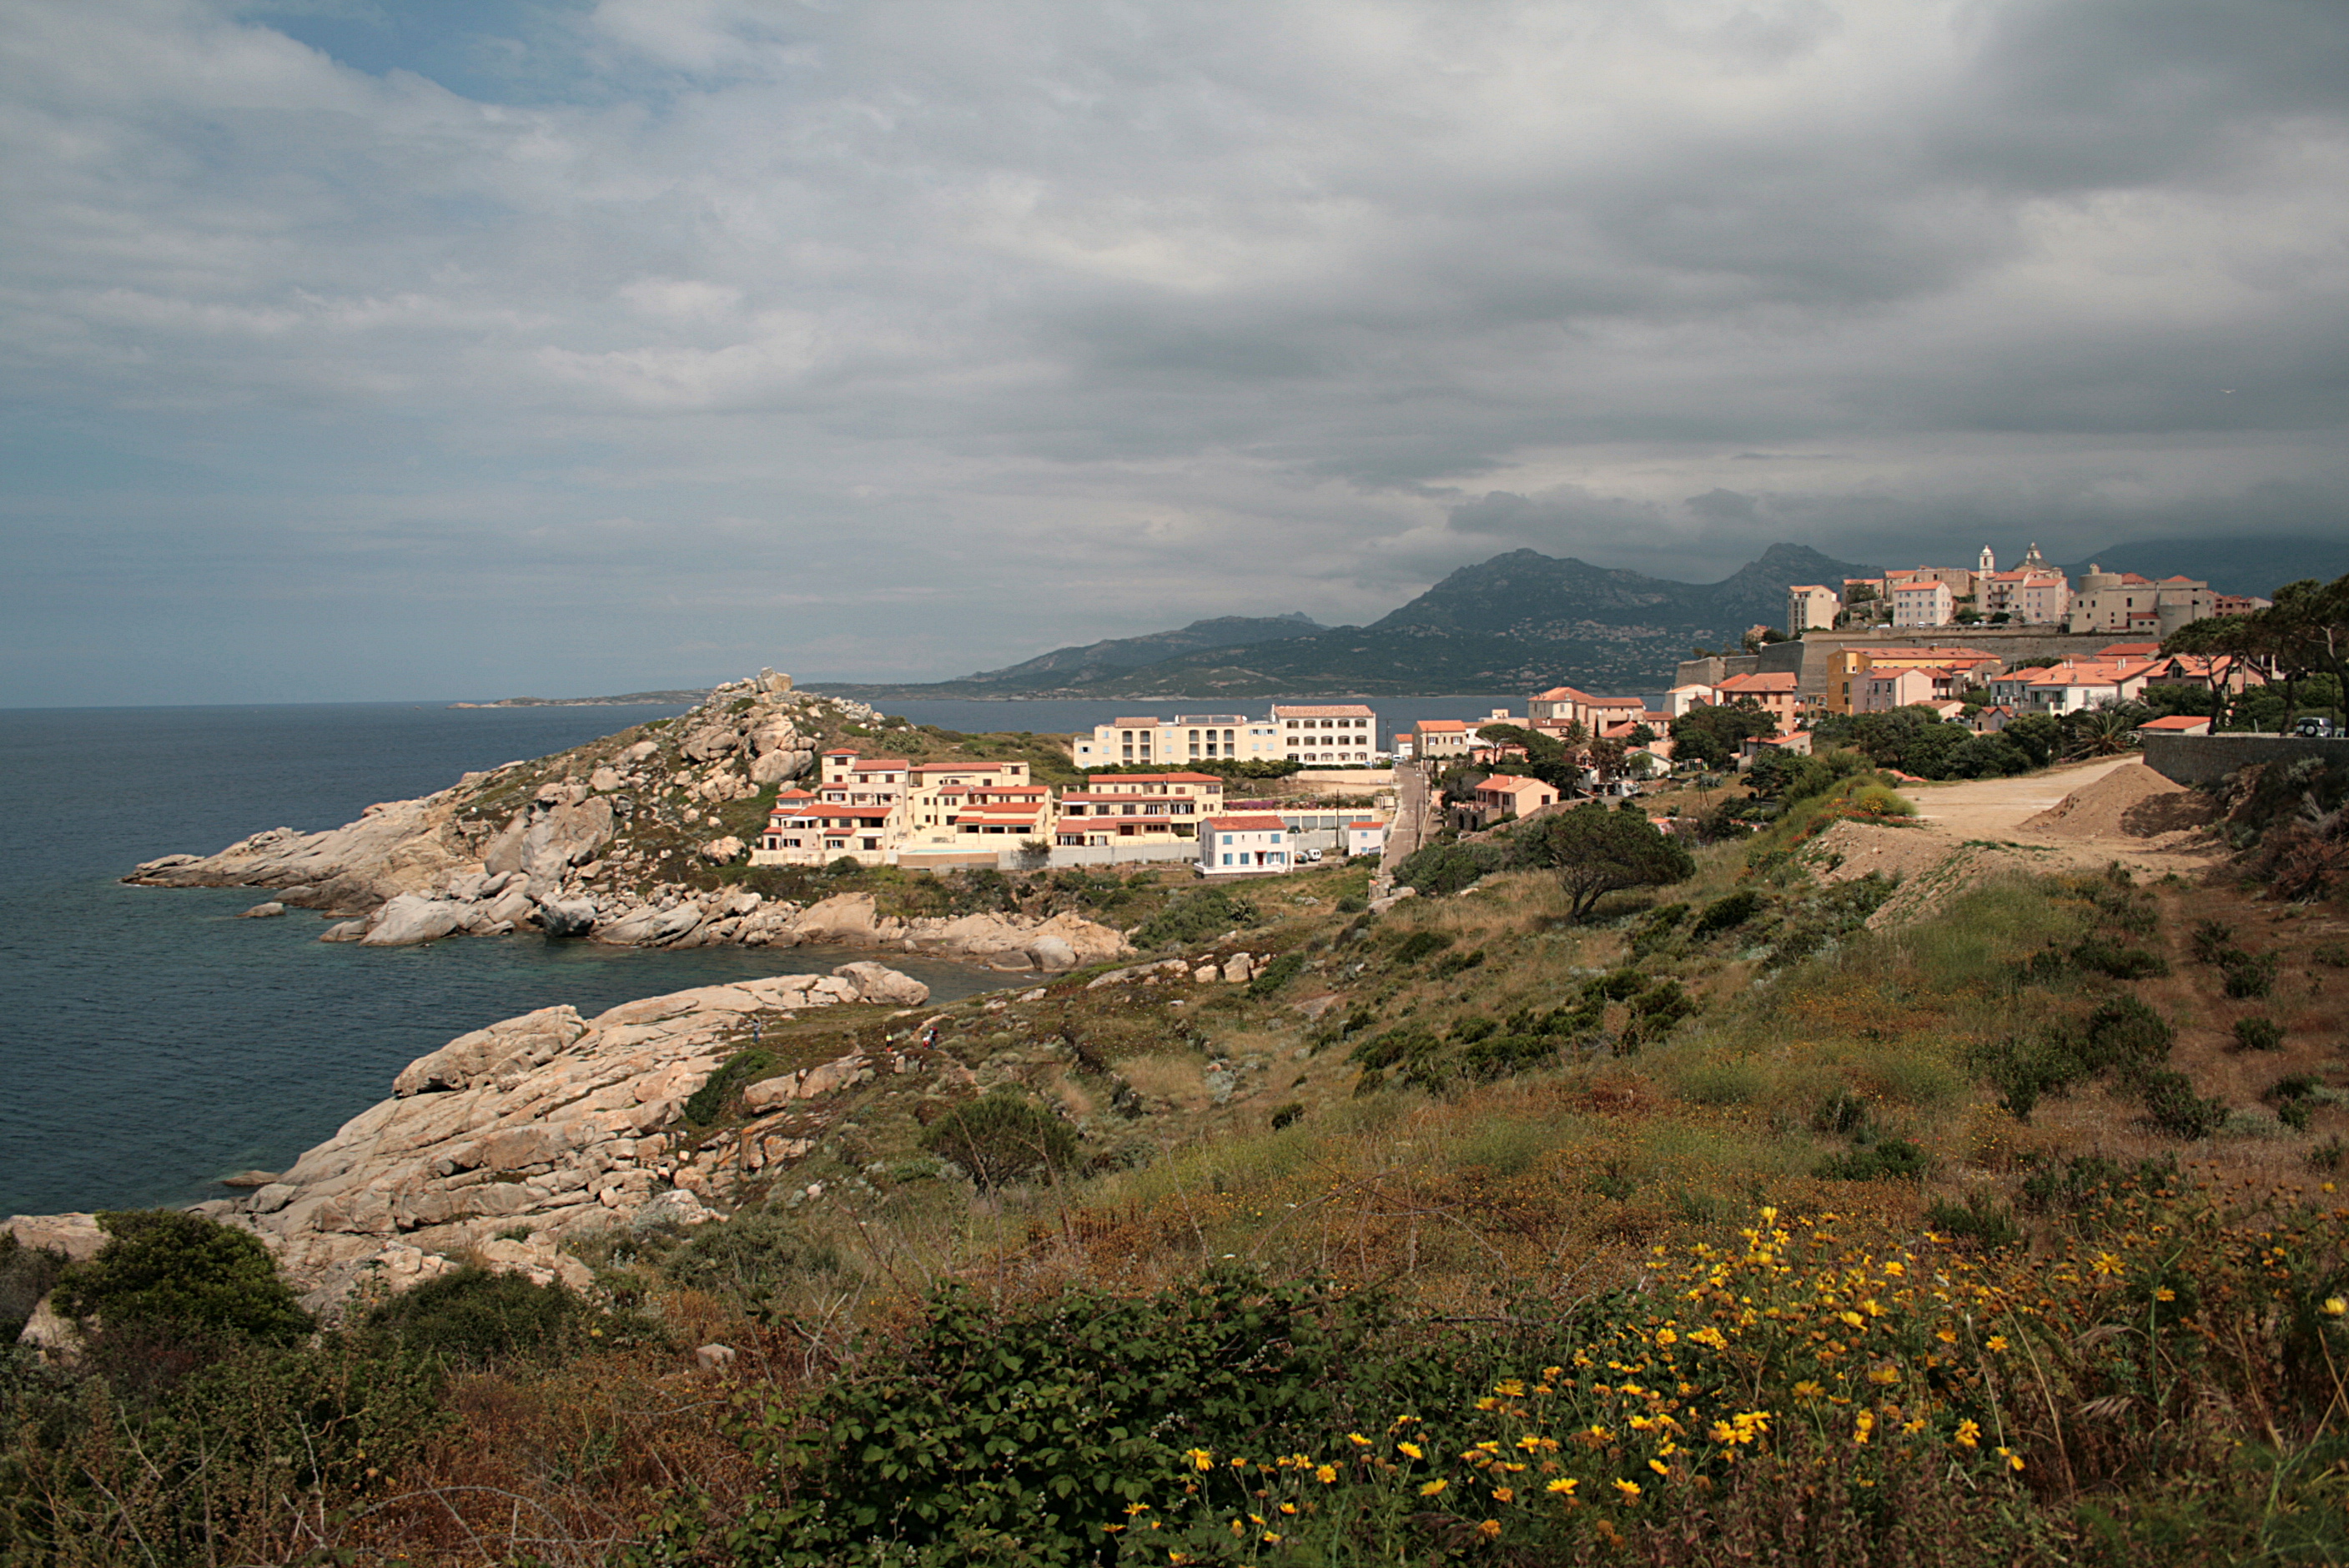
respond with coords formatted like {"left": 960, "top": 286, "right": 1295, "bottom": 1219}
{"left": 2066, "top": 701, "right": 2149, "bottom": 759}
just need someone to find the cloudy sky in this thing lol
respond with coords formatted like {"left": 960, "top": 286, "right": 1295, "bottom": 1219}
{"left": 4, "top": 0, "right": 2346, "bottom": 703}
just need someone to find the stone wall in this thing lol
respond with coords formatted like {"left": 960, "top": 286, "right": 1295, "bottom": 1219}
{"left": 2141, "top": 731, "right": 2349, "bottom": 787}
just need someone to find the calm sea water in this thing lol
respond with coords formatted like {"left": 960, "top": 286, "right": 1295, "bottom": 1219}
{"left": 0, "top": 692, "right": 1532, "bottom": 1219}
{"left": 0, "top": 702, "right": 1012, "bottom": 1219}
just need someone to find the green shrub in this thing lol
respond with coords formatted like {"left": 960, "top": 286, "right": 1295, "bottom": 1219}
{"left": 53, "top": 1210, "right": 311, "bottom": 1344}
{"left": 1691, "top": 890, "right": 1763, "bottom": 938}
{"left": 2075, "top": 996, "right": 2175, "bottom": 1076}
{"left": 1391, "top": 842, "right": 1511, "bottom": 897}
{"left": 920, "top": 1091, "right": 1081, "bottom": 1188}
{"left": 2231, "top": 1016, "right": 2286, "bottom": 1053}
{"left": 683, "top": 1045, "right": 777, "bottom": 1127}
{"left": 662, "top": 1211, "right": 839, "bottom": 1307}
{"left": 363, "top": 1264, "right": 588, "bottom": 1365}
{"left": 1247, "top": 952, "right": 1307, "bottom": 997}
{"left": 1925, "top": 1192, "right": 2022, "bottom": 1250}
{"left": 2139, "top": 1070, "right": 2228, "bottom": 1140}
{"left": 1432, "top": 947, "right": 1486, "bottom": 979}
{"left": 1815, "top": 1137, "right": 1929, "bottom": 1182}
{"left": 2072, "top": 937, "right": 2170, "bottom": 979}
{"left": 2221, "top": 950, "right": 2281, "bottom": 999}
{"left": 1130, "top": 887, "right": 1258, "bottom": 949}
{"left": 1389, "top": 928, "right": 1455, "bottom": 964}
{"left": 2191, "top": 919, "right": 2236, "bottom": 963}
{"left": 0, "top": 1234, "right": 66, "bottom": 1339}
{"left": 1813, "top": 1088, "right": 1870, "bottom": 1137}
{"left": 1629, "top": 902, "right": 1690, "bottom": 957}
{"left": 1850, "top": 785, "right": 1915, "bottom": 817}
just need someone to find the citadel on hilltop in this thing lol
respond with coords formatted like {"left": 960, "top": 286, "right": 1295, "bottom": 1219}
{"left": 1786, "top": 543, "right": 2269, "bottom": 640}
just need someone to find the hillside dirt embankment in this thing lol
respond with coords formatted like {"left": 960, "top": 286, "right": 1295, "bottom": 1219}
{"left": 125, "top": 673, "right": 1129, "bottom": 972}
{"left": 1801, "top": 757, "right": 2224, "bottom": 926}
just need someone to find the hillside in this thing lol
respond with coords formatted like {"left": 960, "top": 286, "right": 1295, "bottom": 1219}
{"left": 822, "top": 542, "right": 1879, "bottom": 700}
{"left": 21, "top": 758, "right": 2349, "bottom": 1563}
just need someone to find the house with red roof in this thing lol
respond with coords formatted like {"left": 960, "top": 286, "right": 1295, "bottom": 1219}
{"left": 1198, "top": 815, "right": 1293, "bottom": 876}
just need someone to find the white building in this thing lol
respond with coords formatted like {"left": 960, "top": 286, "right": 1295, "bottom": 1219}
{"left": 1891, "top": 580, "right": 1954, "bottom": 628}
{"left": 1199, "top": 814, "right": 1292, "bottom": 876}
{"left": 1787, "top": 583, "right": 1841, "bottom": 635}
{"left": 1070, "top": 715, "right": 1282, "bottom": 768}
{"left": 1271, "top": 704, "right": 1378, "bottom": 764}
{"left": 1343, "top": 819, "right": 1389, "bottom": 858}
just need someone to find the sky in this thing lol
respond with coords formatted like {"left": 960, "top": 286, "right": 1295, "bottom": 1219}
{"left": 3, "top": 0, "right": 2346, "bottom": 704}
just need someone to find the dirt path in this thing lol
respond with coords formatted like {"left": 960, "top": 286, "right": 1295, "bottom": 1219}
{"left": 1901, "top": 756, "right": 2224, "bottom": 875}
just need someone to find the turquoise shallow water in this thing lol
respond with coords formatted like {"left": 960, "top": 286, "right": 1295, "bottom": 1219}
{"left": 0, "top": 702, "right": 1008, "bottom": 1218}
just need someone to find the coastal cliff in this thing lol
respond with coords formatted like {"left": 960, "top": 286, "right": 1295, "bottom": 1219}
{"left": 126, "top": 672, "right": 1129, "bottom": 972}
{"left": 21, "top": 961, "right": 948, "bottom": 1316}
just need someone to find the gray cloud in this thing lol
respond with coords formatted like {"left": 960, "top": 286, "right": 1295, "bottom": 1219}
{"left": 1, "top": 0, "right": 2345, "bottom": 701}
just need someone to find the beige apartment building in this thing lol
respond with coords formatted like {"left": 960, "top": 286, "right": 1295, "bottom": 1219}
{"left": 1787, "top": 584, "right": 1841, "bottom": 634}
{"left": 1069, "top": 715, "right": 1282, "bottom": 768}
{"left": 1054, "top": 771, "right": 1225, "bottom": 845}
{"left": 1270, "top": 705, "right": 1379, "bottom": 764}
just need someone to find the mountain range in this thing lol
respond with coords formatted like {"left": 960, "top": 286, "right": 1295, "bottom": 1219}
{"left": 814, "top": 543, "right": 1878, "bottom": 700}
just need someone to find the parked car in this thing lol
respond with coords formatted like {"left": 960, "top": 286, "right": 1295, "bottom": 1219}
{"left": 2295, "top": 716, "right": 2338, "bottom": 738}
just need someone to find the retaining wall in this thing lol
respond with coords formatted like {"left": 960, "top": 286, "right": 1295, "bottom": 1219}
{"left": 2140, "top": 731, "right": 2349, "bottom": 787}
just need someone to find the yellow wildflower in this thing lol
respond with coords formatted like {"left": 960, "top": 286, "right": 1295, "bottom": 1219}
{"left": 1546, "top": 1477, "right": 1579, "bottom": 1495}
{"left": 1985, "top": 1335, "right": 2009, "bottom": 1353}
{"left": 1954, "top": 1420, "right": 1980, "bottom": 1450}
{"left": 1185, "top": 1448, "right": 1214, "bottom": 1472}
{"left": 1852, "top": 1411, "right": 1875, "bottom": 1447}
{"left": 1476, "top": 1520, "right": 1503, "bottom": 1540}
{"left": 1420, "top": 1479, "right": 1448, "bottom": 1497}
{"left": 1398, "top": 1440, "right": 1425, "bottom": 1460}
{"left": 1613, "top": 1480, "right": 1642, "bottom": 1503}
{"left": 1997, "top": 1446, "right": 2025, "bottom": 1472}
{"left": 2326, "top": 1298, "right": 2347, "bottom": 1318}
{"left": 1315, "top": 1465, "right": 1337, "bottom": 1484}
{"left": 1347, "top": 1432, "right": 1371, "bottom": 1447}
{"left": 1648, "top": 1459, "right": 1670, "bottom": 1476}
{"left": 1491, "top": 1486, "right": 1516, "bottom": 1503}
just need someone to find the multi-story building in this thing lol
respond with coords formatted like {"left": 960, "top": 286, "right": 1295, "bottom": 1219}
{"left": 1270, "top": 704, "right": 1379, "bottom": 764}
{"left": 1823, "top": 646, "right": 2004, "bottom": 714}
{"left": 1197, "top": 815, "right": 1292, "bottom": 876}
{"left": 1710, "top": 671, "right": 1807, "bottom": 734}
{"left": 1988, "top": 659, "right": 2156, "bottom": 714}
{"left": 751, "top": 790, "right": 899, "bottom": 867}
{"left": 1054, "top": 771, "right": 1224, "bottom": 846}
{"left": 1528, "top": 686, "right": 1646, "bottom": 733}
{"left": 1787, "top": 584, "right": 1842, "bottom": 635}
{"left": 1891, "top": 579, "right": 1954, "bottom": 628}
{"left": 1069, "top": 715, "right": 1284, "bottom": 768}
{"left": 1414, "top": 719, "right": 1470, "bottom": 759}
{"left": 1455, "top": 773, "right": 1558, "bottom": 830}
{"left": 2065, "top": 570, "right": 2220, "bottom": 637}
{"left": 817, "top": 750, "right": 911, "bottom": 805}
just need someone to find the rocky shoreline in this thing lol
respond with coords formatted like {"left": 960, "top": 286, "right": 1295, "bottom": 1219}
{"left": 6, "top": 960, "right": 952, "bottom": 1319}
{"left": 125, "top": 671, "right": 1130, "bottom": 974}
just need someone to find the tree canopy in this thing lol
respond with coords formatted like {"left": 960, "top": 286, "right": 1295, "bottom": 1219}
{"left": 1513, "top": 804, "right": 1696, "bottom": 922}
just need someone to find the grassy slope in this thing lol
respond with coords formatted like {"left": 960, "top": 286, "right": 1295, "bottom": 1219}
{"left": 26, "top": 792, "right": 2349, "bottom": 1564}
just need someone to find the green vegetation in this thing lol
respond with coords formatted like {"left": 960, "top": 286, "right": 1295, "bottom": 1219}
{"left": 919, "top": 1090, "right": 1082, "bottom": 1188}
{"left": 53, "top": 1209, "right": 311, "bottom": 1344}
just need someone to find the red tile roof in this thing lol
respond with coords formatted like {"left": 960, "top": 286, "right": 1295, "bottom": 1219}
{"left": 1205, "top": 815, "right": 1289, "bottom": 832}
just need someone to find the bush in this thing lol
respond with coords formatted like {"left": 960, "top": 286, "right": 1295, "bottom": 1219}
{"left": 662, "top": 1211, "right": 838, "bottom": 1308}
{"left": 1815, "top": 1137, "right": 1929, "bottom": 1182}
{"left": 53, "top": 1210, "right": 311, "bottom": 1344}
{"left": 2231, "top": 1016, "right": 2286, "bottom": 1053}
{"left": 363, "top": 1264, "right": 594, "bottom": 1365}
{"left": 1691, "top": 890, "right": 1763, "bottom": 938}
{"left": 2072, "top": 937, "right": 2170, "bottom": 979}
{"left": 1926, "top": 1192, "right": 2022, "bottom": 1250}
{"left": 920, "top": 1091, "right": 1081, "bottom": 1188}
{"left": 1389, "top": 928, "right": 1455, "bottom": 964}
{"left": 2075, "top": 996, "right": 2175, "bottom": 1076}
{"left": 2191, "top": 919, "right": 2236, "bottom": 963}
{"left": 1849, "top": 785, "right": 1915, "bottom": 817}
{"left": 1130, "top": 887, "right": 1257, "bottom": 950}
{"left": 0, "top": 1234, "right": 66, "bottom": 1339}
{"left": 2221, "top": 949, "right": 2281, "bottom": 999}
{"left": 683, "top": 1045, "right": 777, "bottom": 1126}
{"left": 1247, "top": 952, "right": 1307, "bottom": 997}
{"left": 1391, "top": 842, "right": 1508, "bottom": 897}
{"left": 2139, "top": 1070, "right": 2228, "bottom": 1140}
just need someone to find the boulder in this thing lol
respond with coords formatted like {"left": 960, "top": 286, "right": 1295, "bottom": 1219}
{"left": 749, "top": 746, "right": 812, "bottom": 784}
{"left": 238, "top": 901, "right": 286, "bottom": 919}
{"left": 634, "top": 1189, "right": 716, "bottom": 1229}
{"left": 18, "top": 1297, "right": 78, "bottom": 1364}
{"left": 219, "top": 1169, "right": 279, "bottom": 1189}
{"left": 536, "top": 897, "right": 599, "bottom": 938}
{"left": 696, "top": 1342, "right": 737, "bottom": 1371}
{"left": 699, "top": 837, "right": 746, "bottom": 865}
{"left": 320, "top": 919, "right": 370, "bottom": 942}
{"left": 832, "top": 962, "right": 929, "bottom": 1005}
{"left": 589, "top": 766, "right": 622, "bottom": 792}
{"left": 3, "top": 1214, "right": 106, "bottom": 1263}
{"left": 1222, "top": 953, "right": 1255, "bottom": 985}
{"left": 621, "top": 740, "right": 659, "bottom": 763}
{"left": 677, "top": 721, "right": 742, "bottom": 762}
{"left": 359, "top": 893, "right": 464, "bottom": 947}
{"left": 1027, "top": 934, "right": 1079, "bottom": 972}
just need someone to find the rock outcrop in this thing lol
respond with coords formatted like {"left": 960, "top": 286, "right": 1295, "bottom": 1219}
{"left": 6, "top": 962, "right": 935, "bottom": 1318}
{"left": 121, "top": 677, "right": 1129, "bottom": 968}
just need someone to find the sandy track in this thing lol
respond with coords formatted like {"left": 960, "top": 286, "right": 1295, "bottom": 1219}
{"left": 1901, "top": 756, "right": 2222, "bottom": 875}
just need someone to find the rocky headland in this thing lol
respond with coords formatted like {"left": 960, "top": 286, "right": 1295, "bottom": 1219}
{"left": 6, "top": 960, "right": 948, "bottom": 1318}
{"left": 127, "top": 671, "right": 1129, "bottom": 973}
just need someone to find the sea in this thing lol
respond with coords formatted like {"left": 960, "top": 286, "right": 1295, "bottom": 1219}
{"left": 0, "top": 693, "right": 1517, "bottom": 1219}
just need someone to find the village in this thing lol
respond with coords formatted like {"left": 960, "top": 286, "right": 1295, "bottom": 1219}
{"left": 741, "top": 545, "right": 2309, "bottom": 881}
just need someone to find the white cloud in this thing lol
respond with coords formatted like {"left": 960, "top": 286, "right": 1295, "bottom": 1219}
{"left": 1, "top": 0, "right": 2345, "bottom": 701}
